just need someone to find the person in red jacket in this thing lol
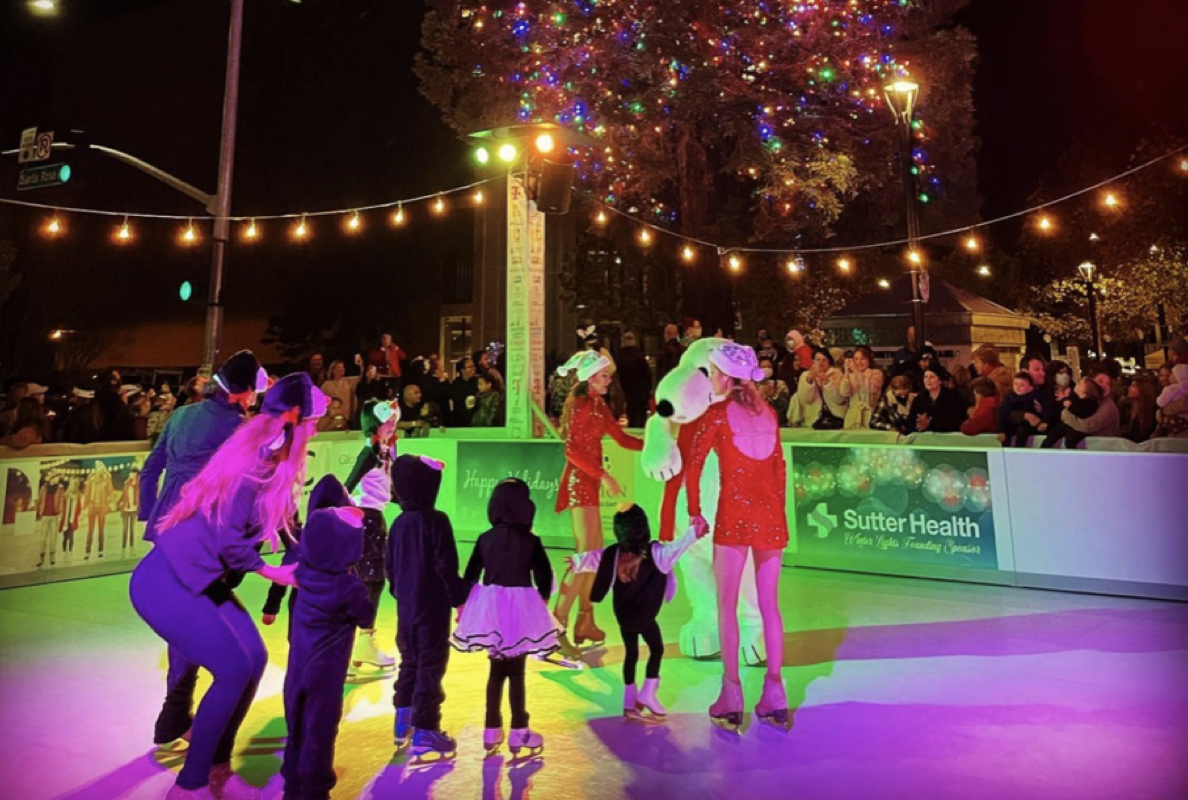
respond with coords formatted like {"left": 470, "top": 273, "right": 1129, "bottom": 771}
{"left": 961, "top": 378, "right": 1002, "bottom": 436}
{"left": 553, "top": 350, "right": 643, "bottom": 658}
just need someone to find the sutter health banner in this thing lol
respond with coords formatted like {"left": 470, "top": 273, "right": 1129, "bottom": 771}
{"left": 791, "top": 446, "right": 998, "bottom": 570}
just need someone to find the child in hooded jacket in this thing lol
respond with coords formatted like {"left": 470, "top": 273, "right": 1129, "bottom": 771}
{"left": 451, "top": 478, "right": 560, "bottom": 757}
{"left": 571, "top": 504, "right": 705, "bottom": 718}
{"left": 387, "top": 454, "right": 468, "bottom": 759}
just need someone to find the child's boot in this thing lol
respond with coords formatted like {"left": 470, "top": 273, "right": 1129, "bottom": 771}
{"left": 638, "top": 677, "right": 667, "bottom": 717}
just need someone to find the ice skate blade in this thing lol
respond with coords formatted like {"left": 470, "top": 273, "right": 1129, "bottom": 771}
{"left": 156, "top": 739, "right": 191, "bottom": 753}
{"left": 509, "top": 745, "right": 544, "bottom": 761}
{"left": 756, "top": 709, "right": 792, "bottom": 732}
{"left": 533, "top": 652, "right": 585, "bottom": 670}
{"left": 710, "top": 712, "right": 744, "bottom": 734}
{"left": 409, "top": 749, "right": 456, "bottom": 765}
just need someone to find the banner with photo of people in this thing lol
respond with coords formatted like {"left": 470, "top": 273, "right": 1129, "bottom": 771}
{"left": 1, "top": 452, "right": 148, "bottom": 587}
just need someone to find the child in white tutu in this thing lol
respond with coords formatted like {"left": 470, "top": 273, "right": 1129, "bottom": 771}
{"left": 571, "top": 504, "right": 705, "bottom": 719}
{"left": 451, "top": 478, "right": 561, "bottom": 757}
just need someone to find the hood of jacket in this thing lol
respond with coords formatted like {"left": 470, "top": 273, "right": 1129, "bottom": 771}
{"left": 301, "top": 507, "right": 364, "bottom": 573}
{"left": 308, "top": 474, "right": 352, "bottom": 514}
{"left": 391, "top": 454, "right": 443, "bottom": 511}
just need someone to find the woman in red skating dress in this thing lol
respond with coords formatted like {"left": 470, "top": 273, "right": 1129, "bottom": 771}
{"left": 686, "top": 343, "right": 790, "bottom": 731}
{"left": 554, "top": 350, "right": 644, "bottom": 655}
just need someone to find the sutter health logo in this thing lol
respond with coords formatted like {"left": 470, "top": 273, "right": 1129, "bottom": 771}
{"left": 809, "top": 502, "right": 981, "bottom": 538}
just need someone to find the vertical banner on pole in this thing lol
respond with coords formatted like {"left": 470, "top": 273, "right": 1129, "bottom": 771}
{"left": 528, "top": 205, "right": 546, "bottom": 438}
{"left": 506, "top": 176, "right": 531, "bottom": 438}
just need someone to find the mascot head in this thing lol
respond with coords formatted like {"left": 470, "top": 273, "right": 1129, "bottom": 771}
{"left": 653, "top": 338, "right": 764, "bottom": 423}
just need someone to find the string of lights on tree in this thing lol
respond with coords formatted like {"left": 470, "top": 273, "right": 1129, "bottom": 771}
{"left": 3, "top": 143, "right": 1181, "bottom": 287}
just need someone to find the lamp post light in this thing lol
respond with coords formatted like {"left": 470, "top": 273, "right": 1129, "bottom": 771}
{"left": 1077, "top": 260, "right": 1104, "bottom": 358}
{"left": 884, "top": 80, "right": 925, "bottom": 344}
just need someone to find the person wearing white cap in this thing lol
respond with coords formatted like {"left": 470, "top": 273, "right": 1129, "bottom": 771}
{"left": 681, "top": 341, "right": 791, "bottom": 732}
{"left": 551, "top": 350, "right": 644, "bottom": 660}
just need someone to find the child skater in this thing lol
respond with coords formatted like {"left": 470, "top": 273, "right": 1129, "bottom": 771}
{"left": 281, "top": 505, "right": 377, "bottom": 800}
{"left": 451, "top": 478, "right": 560, "bottom": 758}
{"left": 571, "top": 504, "right": 706, "bottom": 718}
{"left": 388, "top": 454, "right": 468, "bottom": 761}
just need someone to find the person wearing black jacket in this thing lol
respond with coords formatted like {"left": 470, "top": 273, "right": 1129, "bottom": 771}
{"left": 617, "top": 332, "right": 653, "bottom": 428}
{"left": 280, "top": 507, "right": 377, "bottom": 800}
{"left": 907, "top": 366, "right": 970, "bottom": 434}
{"left": 388, "top": 454, "right": 467, "bottom": 761}
{"left": 572, "top": 505, "right": 703, "bottom": 719}
{"left": 451, "top": 478, "right": 558, "bottom": 758}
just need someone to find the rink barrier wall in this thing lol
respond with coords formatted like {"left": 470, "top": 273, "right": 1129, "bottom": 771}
{"left": 2, "top": 430, "right": 1186, "bottom": 599}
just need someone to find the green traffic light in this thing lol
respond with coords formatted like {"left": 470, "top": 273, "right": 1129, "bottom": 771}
{"left": 59, "top": 164, "right": 71, "bottom": 183}
{"left": 179, "top": 281, "right": 193, "bottom": 302}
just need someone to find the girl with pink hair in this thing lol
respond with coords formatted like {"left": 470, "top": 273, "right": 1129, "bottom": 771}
{"left": 129, "top": 374, "right": 326, "bottom": 800}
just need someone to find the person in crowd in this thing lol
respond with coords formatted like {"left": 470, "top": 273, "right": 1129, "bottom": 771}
{"left": 128, "top": 373, "right": 319, "bottom": 800}
{"left": 961, "top": 378, "right": 1002, "bottom": 436}
{"left": 317, "top": 397, "right": 351, "bottom": 432}
{"left": 182, "top": 376, "right": 208, "bottom": 406}
{"left": 1123, "top": 374, "right": 1160, "bottom": 443}
{"left": 617, "top": 331, "right": 653, "bottom": 428}
{"left": 657, "top": 323, "right": 685, "bottom": 384}
{"left": 787, "top": 347, "right": 843, "bottom": 428}
{"left": 355, "top": 363, "right": 392, "bottom": 424}
{"left": 451, "top": 478, "right": 558, "bottom": 757}
{"left": 777, "top": 329, "right": 813, "bottom": 388}
{"left": 908, "top": 366, "right": 969, "bottom": 434}
{"left": 280, "top": 506, "right": 376, "bottom": 800}
{"left": 450, "top": 357, "right": 480, "bottom": 428}
{"left": 889, "top": 326, "right": 921, "bottom": 379}
{"left": 1041, "top": 377, "right": 1106, "bottom": 448}
{"left": 307, "top": 353, "right": 327, "bottom": 386}
{"left": 1154, "top": 364, "right": 1188, "bottom": 437}
{"left": 138, "top": 350, "right": 267, "bottom": 752}
{"left": 756, "top": 357, "right": 791, "bottom": 423}
{"left": 839, "top": 345, "right": 884, "bottom": 429}
{"left": 95, "top": 375, "right": 136, "bottom": 442}
{"left": 1021, "top": 353, "right": 1049, "bottom": 392}
{"left": 320, "top": 358, "right": 359, "bottom": 423}
{"left": 397, "top": 384, "right": 428, "bottom": 436}
{"left": 1170, "top": 336, "right": 1188, "bottom": 367}
{"left": 1035, "top": 360, "right": 1075, "bottom": 431}
{"left": 871, "top": 375, "right": 917, "bottom": 435}
{"left": 681, "top": 318, "right": 704, "bottom": 348}
{"left": 0, "top": 382, "right": 31, "bottom": 435}
{"left": 474, "top": 349, "right": 506, "bottom": 391}
{"left": 147, "top": 390, "right": 175, "bottom": 443}
{"left": 972, "top": 345, "right": 1013, "bottom": 399}
{"left": 388, "top": 454, "right": 468, "bottom": 761}
{"left": 369, "top": 333, "right": 407, "bottom": 390}
{"left": 998, "top": 371, "right": 1047, "bottom": 447}
{"left": 0, "top": 397, "right": 49, "bottom": 448}
{"left": 755, "top": 330, "right": 779, "bottom": 365}
{"left": 418, "top": 359, "right": 451, "bottom": 428}
{"left": 1157, "top": 363, "right": 1175, "bottom": 388}
{"left": 951, "top": 364, "right": 975, "bottom": 407}
{"left": 62, "top": 386, "right": 102, "bottom": 444}
{"left": 471, "top": 374, "right": 503, "bottom": 427}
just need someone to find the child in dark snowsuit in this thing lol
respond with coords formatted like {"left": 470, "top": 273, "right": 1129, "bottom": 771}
{"left": 281, "top": 506, "right": 377, "bottom": 800}
{"left": 572, "top": 504, "right": 704, "bottom": 718}
{"left": 388, "top": 454, "right": 468, "bottom": 759}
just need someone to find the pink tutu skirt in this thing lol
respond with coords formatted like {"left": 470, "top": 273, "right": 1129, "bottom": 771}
{"left": 451, "top": 583, "right": 563, "bottom": 659}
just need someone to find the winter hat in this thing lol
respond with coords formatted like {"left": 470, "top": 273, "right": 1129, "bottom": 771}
{"left": 556, "top": 350, "right": 611, "bottom": 382}
{"left": 487, "top": 478, "right": 535, "bottom": 528}
{"left": 215, "top": 350, "right": 268, "bottom": 395}
{"left": 613, "top": 504, "right": 652, "bottom": 555}
{"left": 708, "top": 342, "right": 764, "bottom": 381}
{"left": 361, "top": 399, "right": 400, "bottom": 438}
{"left": 261, "top": 373, "right": 329, "bottom": 421}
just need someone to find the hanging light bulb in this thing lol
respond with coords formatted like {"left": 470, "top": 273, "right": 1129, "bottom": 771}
{"left": 115, "top": 216, "right": 133, "bottom": 243}
{"left": 907, "top": 249, "right": 923, "bottom": 265}
{"left": 44, "top": 213, "right": 63, "bottom": 238}
{"left": 639, "top": 227, "right": 653, "bottom": 246}
{"left": 1038, "top": 214, "right": 1054, "bottom": 232}
{"left": 1180, "top": 158, "right": 1188, "bottom": 173}
{"left": 473, "top": 189, "right": 485, "bottom": 205}
{"left": 1102, "top": 192, "right": 1119, "bottom": 209}
{"left": 878, "top": 278, "right": 891, "bottom": 289}
{"left": 728, "top": 253, "right": 742, "bottom": 272}
{"left": 181, "top": 219, "right": 198, "bottom": 245}
{"left": 243, "top": 219, "right": 260, "bottom": 241}
{"left": 837, "top": 257, "right": 852, "bottom": 272}
{"left": 681, "top": 244, "right": 695, "bottom": 262}
{"left": 433, "top": 196, "right": 446, "bottom": 215}
{"left": 977, "top": 264, "right": 992, "bottom": 277}
{"left": 392, "top": 204, "right": 406, "bottom": 226}
{"left": 595, "top": 209, "right": 608, "bottom": 225}
{"left": 345, "top": 211, "right": 362, "bottom": 233}
{"left": 964, "top": 232, "right": 980, "bottom": 251}
{"left": 293, "top": 216, "right": 310, "bottom": 240}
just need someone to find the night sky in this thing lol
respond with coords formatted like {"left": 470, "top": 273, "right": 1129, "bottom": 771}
{"left": 1, "top": 0, "right": 1187, "bottom": 357}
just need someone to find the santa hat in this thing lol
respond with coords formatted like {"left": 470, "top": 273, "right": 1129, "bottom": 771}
{"left": 556, "top": 350, "right": 611, "bottom": 382}
{"left": 361, "top": 399, "right": 400, "bottom": 438}
{"left": 261, "top": 373, "right": 329, "bottom": 421}
{"left": 708, "top": 342, "right": 764, "bottom": 382}
{"left": 215, "top": 350, "right": 268, "bottom": 395}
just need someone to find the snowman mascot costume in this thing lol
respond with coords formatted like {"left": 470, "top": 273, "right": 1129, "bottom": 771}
{"left": 641, "top": 338, "right": 766, "bottom": 665}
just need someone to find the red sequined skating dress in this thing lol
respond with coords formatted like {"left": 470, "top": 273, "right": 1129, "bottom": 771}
{"left": 685, "top": 400, "right": 789, "bottom": 549}
{"left": 555, "top": 394, "right": 643, "bottom": 512}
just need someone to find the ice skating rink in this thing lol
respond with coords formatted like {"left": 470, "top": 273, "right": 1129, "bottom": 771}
{"left": 2, "top": 551, "right": 1186, "bottom": 800}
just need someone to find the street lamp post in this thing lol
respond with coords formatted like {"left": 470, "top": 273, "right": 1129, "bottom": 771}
{"left": 1078, "top": 260, "right": 1104, "bottom": 358}
{"left": 884, "top": 80, "right": 925, "bottom": 344}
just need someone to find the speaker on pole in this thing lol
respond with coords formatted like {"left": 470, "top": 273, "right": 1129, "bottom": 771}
{"left": 535, "top": 160, "right": 575, "bottom": 214}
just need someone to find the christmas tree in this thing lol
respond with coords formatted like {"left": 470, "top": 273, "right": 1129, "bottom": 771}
{"left": 419, "top": 0, "right": 979, "bottom": 333}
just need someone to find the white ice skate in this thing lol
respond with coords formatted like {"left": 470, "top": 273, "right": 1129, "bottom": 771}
{"left": 508, "top": 728, "right": 544, "bottom": 760}
{"left": 350, "top": 629, "right": 395, "bottom": 672}
{"left": 637, "top": 678, "right": 668, "bottom": 718}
